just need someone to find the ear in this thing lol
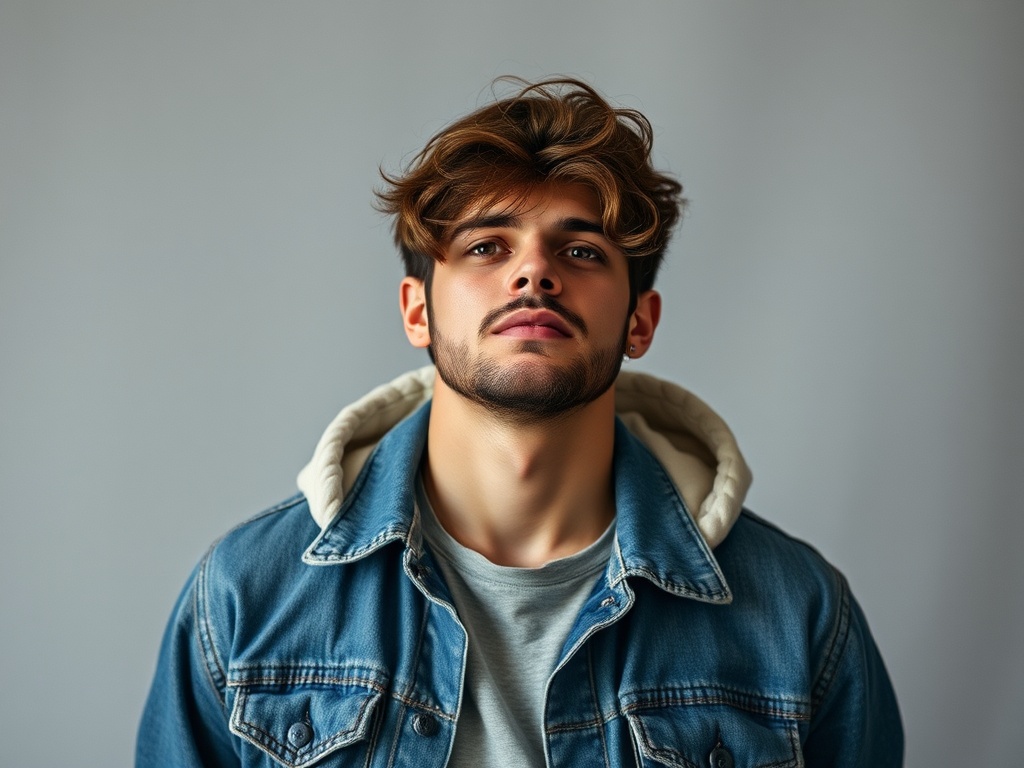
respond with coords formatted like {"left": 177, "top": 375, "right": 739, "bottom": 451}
{"left": 399, "top": 276, "right": 431, "bottom": 348}
{"left": 626, "top": 290, "right": 661, "bottom": 358}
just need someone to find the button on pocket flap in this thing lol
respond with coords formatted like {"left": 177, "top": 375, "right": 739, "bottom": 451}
{"left": 627, "top": 703, "right": 800, "bottom": 768}
{"left": 230, "top": 682, "right": 382, "bottom": 767}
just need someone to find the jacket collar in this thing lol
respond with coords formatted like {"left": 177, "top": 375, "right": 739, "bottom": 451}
{"left": 303, "top": 400, "right": 731, "bottom": 604}
{"left": 609, "top": 418, "right": 731, "bottom": 603}
{"left": 298, "top": 367, "right": 752, "bottom": 551}
{"left": 303, "top": 403, "right": 430, "bottom": 565}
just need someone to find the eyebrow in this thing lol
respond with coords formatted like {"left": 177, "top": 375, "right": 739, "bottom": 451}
{"left": 450, "top": 214, "right": 606, "bottom": 239}
{"left": 558, "top": 217, "right": 605, "bottom": 236}
{"left": 450, "top": 213, "right": 521, "bottom": 238}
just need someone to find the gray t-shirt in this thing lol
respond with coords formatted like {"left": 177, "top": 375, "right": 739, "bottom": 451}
{"left": 416, "top": 478, "right": 614, "bottom": 767}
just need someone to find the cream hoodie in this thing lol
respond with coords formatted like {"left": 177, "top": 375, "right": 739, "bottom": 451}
{"left": 297, "top": 366, "right": 751, "bottom": 549}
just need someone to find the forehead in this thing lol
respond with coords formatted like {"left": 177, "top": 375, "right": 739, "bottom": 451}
{"left": 450, "top": 181, "right": 604, "bottom": 231}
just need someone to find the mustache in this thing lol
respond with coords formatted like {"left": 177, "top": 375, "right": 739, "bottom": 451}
{"left": 478, "top": 294, "right": 589, "bottom": 338}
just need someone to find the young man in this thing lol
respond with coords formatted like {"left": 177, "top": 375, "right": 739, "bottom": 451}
{"left": 138, "top": 79, "right": 903, "bottom": 767}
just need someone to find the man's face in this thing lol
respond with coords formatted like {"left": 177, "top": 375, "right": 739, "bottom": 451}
{"left": 401, "top": 182, "right": 657, "bottom": 421}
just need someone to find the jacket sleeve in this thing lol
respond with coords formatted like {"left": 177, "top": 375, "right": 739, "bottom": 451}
{"left": 803, "top": 572, "right": 904, "bottom": 767}
{"left": 136, "top": 555, "right": 239, "bottom": 767}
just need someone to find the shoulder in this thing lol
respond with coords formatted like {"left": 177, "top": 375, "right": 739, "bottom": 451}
{"left": 207, "top": 493, "right": 318, "bottom": 567}
{"left": 716, "top": 509, "right": 847, "bottom": 607}
{"left": 196, "top": 494, "right": 324, "bottom": 615}
{"left": 710, "top": 516, "right": 903, "bottom": 758}
{"left": 714, "top": 510, "right": 873, "bottom": 707}
{"left": 713, "top": 510, "right": 853, "bottom": 685}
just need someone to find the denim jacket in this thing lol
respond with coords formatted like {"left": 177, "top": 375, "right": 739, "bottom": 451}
{"left": 138, "top": 369, "right": 902, "bottom": 767}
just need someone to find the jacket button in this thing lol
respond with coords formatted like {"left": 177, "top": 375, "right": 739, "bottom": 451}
{"left": 412, "top": 712, "right": 439, "bottom": 737}
{"left": 287, "top": 721, "right": 313, "bottom": 748}
{"left": 709, "top": 745, "right": 733, "bottom": 768}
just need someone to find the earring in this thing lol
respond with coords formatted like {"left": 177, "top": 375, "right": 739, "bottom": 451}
{"left": 624, "top": 344, "right": 636, "bottom": 361}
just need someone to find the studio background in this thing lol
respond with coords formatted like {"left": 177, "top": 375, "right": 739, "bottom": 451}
{"left": 2, "top": 1, "right": 1021, "bottom": 765}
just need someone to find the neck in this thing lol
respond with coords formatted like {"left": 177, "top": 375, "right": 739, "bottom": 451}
{"left": 422, "top": 373, "right": 617, "bottom": 567}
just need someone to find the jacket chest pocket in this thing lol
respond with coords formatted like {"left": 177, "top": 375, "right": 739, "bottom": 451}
{"left": 626, "top": 703, "right": 803, "bottom": 768}
{"left": 229, "top": 680, "right": 383, "bottom": 767}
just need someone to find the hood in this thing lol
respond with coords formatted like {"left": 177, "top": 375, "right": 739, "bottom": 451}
{"left": 297, "top": 366, "right": 752, "bottom": 549}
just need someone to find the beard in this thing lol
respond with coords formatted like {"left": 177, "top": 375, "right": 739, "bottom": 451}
{"left": 429, "top": 296, "right": 628, "bottom": 423}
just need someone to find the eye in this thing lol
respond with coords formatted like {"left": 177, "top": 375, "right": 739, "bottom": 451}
{"left": 565, "top": 245, "right": 604, "bottom": 262}
{"left": 467, "top": 241, "right": 503, "bottom": 257}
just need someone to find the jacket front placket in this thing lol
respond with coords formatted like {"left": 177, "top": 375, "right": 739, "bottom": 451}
{"left": 540, "top": 421, "right": 733, "bottom": 768}
{"left": 384, "top": 526, "right": 470, "bottom": 768}
{"left": 541, "top": 545, "right": 636, "bottom": 768}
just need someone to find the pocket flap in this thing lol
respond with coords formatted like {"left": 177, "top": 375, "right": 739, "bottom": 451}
{"left": 627, "top": 703, "right": 800, "bottom": 768}
{"left": 230, "top": 681, "right": 381, "bottom": 767}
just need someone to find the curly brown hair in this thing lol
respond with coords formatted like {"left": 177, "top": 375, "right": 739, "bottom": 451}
{"left": 376, "top": 77, "right": 685, "bottom": 300}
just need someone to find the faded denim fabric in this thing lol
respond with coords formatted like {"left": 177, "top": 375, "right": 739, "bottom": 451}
{"left": 138, "top": 403, "right": 903, "bottom": 767}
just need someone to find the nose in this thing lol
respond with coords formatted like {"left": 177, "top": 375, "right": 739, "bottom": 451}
{"left": 507, "top": 244, "right": 561, "bottom": 296}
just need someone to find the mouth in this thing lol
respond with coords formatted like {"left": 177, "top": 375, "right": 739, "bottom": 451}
{"left": 490, "top": 309, "right": 573, "bottom": 339}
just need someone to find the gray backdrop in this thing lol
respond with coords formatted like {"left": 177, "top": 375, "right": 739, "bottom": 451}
{"left": 2, "top": 1, "right": 1022, "bottom": 765}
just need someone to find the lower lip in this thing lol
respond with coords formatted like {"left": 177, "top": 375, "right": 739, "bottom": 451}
{"left": 496, "top": 325, "right": 569, "bottom": 339}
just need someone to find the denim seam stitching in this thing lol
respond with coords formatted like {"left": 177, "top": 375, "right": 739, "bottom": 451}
{"left": 310, "top": 528, "right": 406, "bottom": 563}
{"left": 195, "top": 548, "right": 226, "bottom": 700}
{"left": 620, "top": 565, "right": 723, "bottom": 601}
{"left": 383, "top": 703, "right": 404, "bottom": 768}
{"left": 620, "top": 687, "right": 810, "bottom": 721}
{"left": 229, "top": 661, "right": 388, "bottom": 670}
{"left": 546, "top": 715, "right": 609, "bottom": 734}
{"left": 360, "top": 695, "right": 381, "bottom": 768}
{"left": 390, "top": 691, "right": 456, "bottom": 721}
{"left": 586, "top": 642, "right": 613, "bottom": 768}
{"left": 623, "top": 697, "right": 808, "bottom": 722}
{"left": 194, "top": 499, "right": 306, "bottom": 714}
{"left": 227, "top": 675, "right": 388, "bottom": 690}
{"left": 228, "top": 494, "right": 307, "bottom": 535}
{"left": 632, "top": 713, "right": 699, "bottom": 768}
{"left": 785, "top": 725, "right": 803, "bottom": 768}
{"left": 755, "top": 722, "right": 803, "bottom": 768}
{"left": 399, "top": 555, "right": 432, "bottom": 704}
{"left": 382, "top": 581, "right": 432, "bottom": 768}
{"left": 228, "top": 661, "right": 390, "bottom": 678}
{"left": 810, "top": 567, "right": 851, "bottom": 712}
{"left": 547, "top": 678, "right": 811, "bottom": 734}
